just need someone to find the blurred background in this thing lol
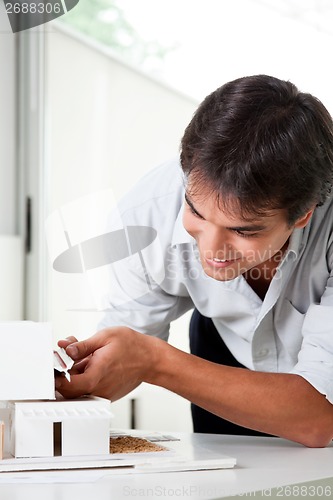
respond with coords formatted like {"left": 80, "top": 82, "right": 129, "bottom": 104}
{"left": 1, "top": 0, "right": 333, "bottom": 432}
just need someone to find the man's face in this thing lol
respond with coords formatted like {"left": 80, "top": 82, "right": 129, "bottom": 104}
{"left": 182, "top": 188, "right": 304, "bottom": 282}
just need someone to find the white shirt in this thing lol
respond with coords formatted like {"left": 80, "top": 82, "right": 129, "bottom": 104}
{"left": 99, "top": 158, "right": 333, "bottom": 404}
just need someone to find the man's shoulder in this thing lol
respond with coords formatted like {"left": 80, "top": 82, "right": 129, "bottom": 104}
{"left": 312, "top": 195, "right": 333, "bottom": 227}
{"left": 302, "top": 195, "right": 333, "bottom": 254}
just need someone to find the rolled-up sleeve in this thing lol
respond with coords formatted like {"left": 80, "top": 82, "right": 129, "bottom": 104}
{"left": 290, "top": 299, "right": 333, "bottom": 403}
{"left": 98, "top": 284, "right": 193, "bottom": 341}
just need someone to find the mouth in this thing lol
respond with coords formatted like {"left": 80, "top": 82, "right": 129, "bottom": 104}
{"left": 205, "top": 257, "right": 241, "bottom": 269}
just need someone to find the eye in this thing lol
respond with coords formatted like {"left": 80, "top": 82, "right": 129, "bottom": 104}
{"left": 188, "top": 205, "right": 200, "bottom": 217}
{"left": 233, "top": 229, "right": 259, "bottom": 238}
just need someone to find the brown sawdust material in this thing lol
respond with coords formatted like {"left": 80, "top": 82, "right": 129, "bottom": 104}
{"left": 109, "top": 436, "right": 166, "bottom": 454}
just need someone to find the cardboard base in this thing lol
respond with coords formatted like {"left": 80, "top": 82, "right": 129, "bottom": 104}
{"left": 0, "top": 449, "right": 236, "bottom": 473}
{"left": 0, "top": 451, "right": 163, "bottom": 472}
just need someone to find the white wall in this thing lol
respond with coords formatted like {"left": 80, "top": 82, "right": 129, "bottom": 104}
{"left": 0, "top": 30, "right": 16, "bottom": 234}
{"left": 0, "top": 15, "right": 24, "bottom": 321}
{"left": 45, "top": 26, "right": 197, "bottom": 213}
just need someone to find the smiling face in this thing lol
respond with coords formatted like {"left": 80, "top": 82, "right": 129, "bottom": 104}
{"left": 182, "top": 187, "right": 313, "bottom": 282}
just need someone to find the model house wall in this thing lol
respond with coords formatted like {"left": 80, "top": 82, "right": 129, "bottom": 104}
{"left": 9, "top": 397, "right": 112, "bottom": 458}
{"left": 0, "top": 322, "right": 55, "bottom": 401}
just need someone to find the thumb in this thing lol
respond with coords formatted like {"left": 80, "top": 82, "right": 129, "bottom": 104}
{"left": 57, "top": 336, "right": 78, "bottom": 349}
{"left": 65, "top": 331, "right": 107, "bottom": 360}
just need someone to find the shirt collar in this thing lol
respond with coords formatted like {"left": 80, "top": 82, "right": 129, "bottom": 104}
{"left": 171, "top": 201, "right": 196, "bottom": 246}
{"left": 284, "top": 227, "right": 304, "bottom": 262}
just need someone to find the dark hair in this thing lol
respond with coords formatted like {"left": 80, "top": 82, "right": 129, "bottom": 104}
{"left": 180, "top": 75, "right": 333, "bottom": 225}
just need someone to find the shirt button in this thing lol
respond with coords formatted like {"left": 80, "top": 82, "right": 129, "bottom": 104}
{"left": 256, "top": 348, "right": 269, "bottom": 358}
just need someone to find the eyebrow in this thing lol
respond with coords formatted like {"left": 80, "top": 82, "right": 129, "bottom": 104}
{"left": 184, "top": 193, "right": 204, "bottom": 218}
{"left": 184, "top": 193, "right": 267, "bottom": 232}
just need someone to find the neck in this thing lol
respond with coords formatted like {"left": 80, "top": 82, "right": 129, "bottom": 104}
{"left": 244, "top": 239, "right": 289, "bottom": 300}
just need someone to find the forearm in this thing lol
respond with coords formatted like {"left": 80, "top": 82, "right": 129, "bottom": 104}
{"left": 144, "top": 336, "right": 333, "bottom": 447}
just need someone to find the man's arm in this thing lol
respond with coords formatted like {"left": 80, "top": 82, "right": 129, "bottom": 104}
{"left": 151, "top": 341, "right": 333, "bottom": 448}
{"left": 56, "top": 327, "right": 333, "bottom": 448}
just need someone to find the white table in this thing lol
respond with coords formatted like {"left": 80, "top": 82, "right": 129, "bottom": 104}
{"left": 0, "top": 433, "right": 332, "bottom": 499}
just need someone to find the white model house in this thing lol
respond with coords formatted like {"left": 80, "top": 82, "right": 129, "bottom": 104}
{"left": 9, "top": 397, "right": 112, "bottom": 458}
{"left": 0, "top": 321, "right": 112, "bottom": 459}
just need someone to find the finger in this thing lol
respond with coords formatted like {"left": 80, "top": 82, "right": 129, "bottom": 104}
{"left": 55, "top": 367, "right": 100, "bottom": 399}
{"left": 57, "top": 336, "right": 78, "bottom": 349}
{"left": 55, "top": 348, "right": 113, "bottom": 398}
{"left": 64, "top": 331, "right": 109, "bottom": 361}
{"left": 55, "top": 374, "right": 88, "bottom": 399}
{"left": 69, "top": 356, "right": 91, "bottom": 375}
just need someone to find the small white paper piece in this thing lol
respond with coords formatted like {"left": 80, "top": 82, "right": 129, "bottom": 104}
{"left": 53, "top": 348, "right": 74, "bottom": 381}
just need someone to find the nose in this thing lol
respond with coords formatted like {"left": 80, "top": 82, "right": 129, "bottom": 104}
{"left": 200, "top": 227, "right": 234, "bottom": 260}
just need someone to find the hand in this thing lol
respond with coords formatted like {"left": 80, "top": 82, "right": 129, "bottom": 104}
{"left": 55, "top": 327, "right": 157, "bottom": 400}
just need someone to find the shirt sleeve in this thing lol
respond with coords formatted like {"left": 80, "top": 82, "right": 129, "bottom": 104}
{"left": 290, "top": 268, "right": 333, "bottom": 404}
{"left": 97, "top": 253, "right": 193, "bottom": 340}
{"left": 95, "top": 228, "right": 193, "bottom": 339}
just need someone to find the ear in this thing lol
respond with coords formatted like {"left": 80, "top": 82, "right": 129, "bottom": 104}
{"left": 293, "top": 208, "right": 315, "bottom": 229}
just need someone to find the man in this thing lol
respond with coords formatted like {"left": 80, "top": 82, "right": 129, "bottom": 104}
{"left": 56, "top": 75, "right": 333, "bottom": 447}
